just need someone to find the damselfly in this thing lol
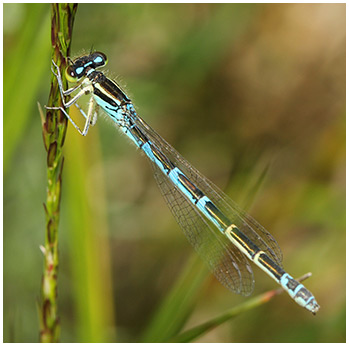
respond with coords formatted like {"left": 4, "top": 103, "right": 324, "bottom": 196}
{"left": 47, "top": 52, "right": 320, "bottom": 314}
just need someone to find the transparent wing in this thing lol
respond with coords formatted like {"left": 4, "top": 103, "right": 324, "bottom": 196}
{"left": 133, "top": 113, "right": 283, "bottom": 267}
{"left": 151, "top": 158, "right": 254, "bottom": 295}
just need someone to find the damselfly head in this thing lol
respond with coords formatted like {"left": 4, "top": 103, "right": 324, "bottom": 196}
{"left": 65, "top": 52, "right": 108, "bottom": 82}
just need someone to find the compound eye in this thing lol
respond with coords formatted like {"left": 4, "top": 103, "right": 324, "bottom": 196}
{"left": 66, "top": 64, "right": 86, "bottom": 81}
{"left": 92, "top": 52, "right": 108, "bottom": 68}
{"left": 66, "top": 65, "right": 78, "bottom": 82}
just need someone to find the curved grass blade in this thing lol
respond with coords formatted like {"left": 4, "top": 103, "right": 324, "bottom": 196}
{"left": 170, "top": 273, "right": 313, "bottom": 342}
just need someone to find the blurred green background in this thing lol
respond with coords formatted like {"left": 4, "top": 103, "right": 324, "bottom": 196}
{"left": 3, "top": 3, "right": 345, "bottom": 342}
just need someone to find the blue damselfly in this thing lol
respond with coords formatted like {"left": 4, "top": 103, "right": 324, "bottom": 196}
{"left": 46, "top": 52, "right": 320, "bottom": 314}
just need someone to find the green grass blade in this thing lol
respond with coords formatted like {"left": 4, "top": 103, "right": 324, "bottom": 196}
{"left": 170, "top": 287, "right": 280, "bottom": 342}
{"left": 171, "top": 273, "right": 314, "bottom": 342}
{"left": 64, "top": 128, "right": 116, "bottom": 342}
{"left": 141, "top": 255, "right": 208, "bottom": 342}
{"left": 4, "top": 4, "right": 51, "bottom": 174}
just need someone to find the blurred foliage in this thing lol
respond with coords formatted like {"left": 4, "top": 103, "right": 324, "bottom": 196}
{"left": 3, "top": 3, "right": 345, "bottom": 342}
